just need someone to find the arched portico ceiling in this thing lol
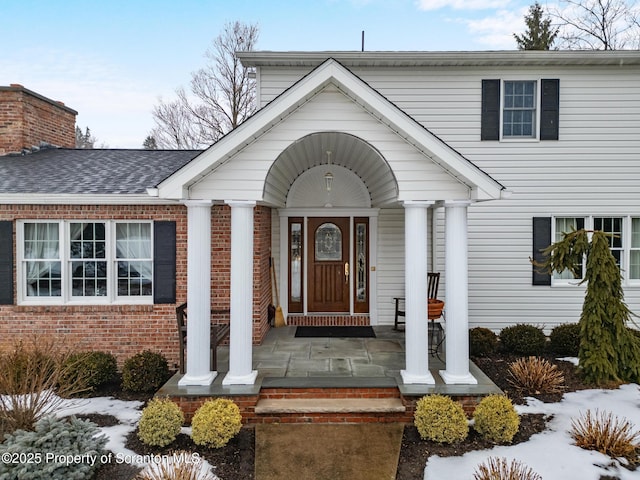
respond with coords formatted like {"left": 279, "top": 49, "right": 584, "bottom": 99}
{"left": 263, "top": 132, "right": 398, "bottom": 208}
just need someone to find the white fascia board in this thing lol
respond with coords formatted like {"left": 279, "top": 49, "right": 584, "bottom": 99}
{"left": 0, "top": 194, "right": 182, "bottom": 205}
{"left": 325, "top": 62, "right": 505, "bottom": 200}
{"left": 157, "top": 61, "right": 343, "bottom": 200}
{"left": 157, "top": 58, "right": 504, "bottom": 201}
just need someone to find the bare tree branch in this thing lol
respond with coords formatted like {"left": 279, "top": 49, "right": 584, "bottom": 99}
{"left": 551, "top": 0, "right": 640, "bottom": 50}
{"left": 150, "top": 21, "right": 258, "bottom": 149}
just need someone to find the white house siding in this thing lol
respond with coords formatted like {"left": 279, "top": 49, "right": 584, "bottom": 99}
{"left": 376, "top": 208, "right": 405, "bottom": 324}
{"left": 189, "top": 88, "right": 470, "bottom": 202}
{"left": 257, "top": 61, "right": 640, "bottom": 332}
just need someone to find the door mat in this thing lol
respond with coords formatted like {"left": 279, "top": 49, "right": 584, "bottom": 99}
{"left": 255, "top": 423, "right": 403, "bottom": 480}
{"left": 295, "top": 326, "right": 376, "bottom": 338}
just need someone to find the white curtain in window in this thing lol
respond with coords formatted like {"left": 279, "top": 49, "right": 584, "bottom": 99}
{"left": 24, "top": 223, "right": 60, "bottom": 296}
{"left": 115, "top": 223, "right": 152, "bottom": 280}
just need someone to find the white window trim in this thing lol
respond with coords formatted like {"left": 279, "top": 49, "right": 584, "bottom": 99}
{"left": 551, "top": 215, "right": 639, "bottom": 287}
{"left": 17, "top": 220, "right": 154, "bottom": 306}
{"left": 500, "top": 79, "right": 541, "bottom": 142}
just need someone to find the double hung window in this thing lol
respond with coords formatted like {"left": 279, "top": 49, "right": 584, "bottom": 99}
{"left": 19, "top": 220, "right": 153, "bottom": 304}
{"left": 503, "top": 81, "right": 536, "bottom": 138}
{"left": 551, "top": 216, "right": 640, "bottom": 285}
{"left": 481, "top": 78, "right": 559, "bottom": 141}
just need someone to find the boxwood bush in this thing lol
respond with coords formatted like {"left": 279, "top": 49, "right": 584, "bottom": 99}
{"left": 469, "top": 327, "right": 498, "bottom": 357}
{"left": 499, "top": 324, "right": 547, "bottom": 356}
{"left": 138, "top": 397, "right": 184, "bottom": 447}
{"left": 61, "top": 351, "right": 118, "bottom": 393}
{"left": 414, "top": 394, "right": 468, "bottom": 444}
{"left": 191, "top": 399, "right": 242, "bottom": 448}
{"left": 548, "top": 323, "right": 581, "bottom": 356}
{"left": 122, "top": 350, "right": 169, "bottom": 393}
{"left": 473, "top": 394, "right": 520, "bottom": 443}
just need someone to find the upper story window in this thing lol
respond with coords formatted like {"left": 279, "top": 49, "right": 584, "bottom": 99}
{"left": 503, "top": 81, "right": 536, "bottom": 138}
{"left": 482, "top": 78, "right": 559, "bottom": 142}
{"left": 18, "top": 220, "right": 153, "bottom": 304}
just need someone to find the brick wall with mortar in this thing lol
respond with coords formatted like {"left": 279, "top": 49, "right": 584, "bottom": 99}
{"left": 169, "top": 388, "right": 484, "bottom": 424}
{"left": 0, "top": 84, "right": 77, "bottom": 155}
{"left": 0, "top": 203, "right": 272, "bottom": 366}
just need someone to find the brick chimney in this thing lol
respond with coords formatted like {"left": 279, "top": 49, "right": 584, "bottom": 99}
{"left": 0, "top": 84, "right": 78, "bottom": 155}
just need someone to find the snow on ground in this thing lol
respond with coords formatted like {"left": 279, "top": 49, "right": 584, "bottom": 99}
{"left": 56, "top": 396, "right": 217, "bottom": 477}
{"left": 44, "top": 381, "right": 640, "bottom": 479}
{"left": 425, "top": 383, "right": 640, "bottom": 480}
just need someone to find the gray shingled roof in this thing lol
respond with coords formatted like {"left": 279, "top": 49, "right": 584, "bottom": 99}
{"left": 0, "top": 148, "right": 202, "bottom": 195}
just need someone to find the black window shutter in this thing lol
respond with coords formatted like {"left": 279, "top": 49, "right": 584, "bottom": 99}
{"left": 481, "top": 79, "right": 500, "bottom": 141}
{"left": 154, "top": 221, "right": 176, "bottom": 304}
{"left": 540, "top": 79, "right": 560, "bottom": 140}
{"left": 532, "top": 217, "right": 552, "bottom": 286}
{"left": 0, "top": 221, "right": 14, "bottom": 304}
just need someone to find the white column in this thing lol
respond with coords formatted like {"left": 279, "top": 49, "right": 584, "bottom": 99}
{"left": 222, "top": 201, "right": 258, "bottom": 385}
{"left": 440, "top": 201, "right": 477, "bottom": 384}
{"left": 401, "top": 201, "right": 435, "bottom": 385}
{"left": 179, "top": 200, "right": 215, "bottom": 386}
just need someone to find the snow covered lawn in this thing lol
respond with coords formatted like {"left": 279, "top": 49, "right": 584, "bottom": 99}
{"left": 425, "top": 383, "right": 640, "bottom": 480}
{"left": 49, "top": 383, "right": 640, "bottom": 479}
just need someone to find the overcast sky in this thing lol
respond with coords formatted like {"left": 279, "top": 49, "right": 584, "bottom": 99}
{"left": 1, "top": 0, "right": 540, "bottom": 148}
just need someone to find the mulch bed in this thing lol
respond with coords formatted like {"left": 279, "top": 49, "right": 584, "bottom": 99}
{"left": 89, "top": 355, "right": 595, "bottom": 480}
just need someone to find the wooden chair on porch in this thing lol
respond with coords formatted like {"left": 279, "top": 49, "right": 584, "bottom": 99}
{"left": 393, "top": 272, "right": 445, "bottom": 356}
{"left": 176, "top": 302, "right": 230, "bottom": 374}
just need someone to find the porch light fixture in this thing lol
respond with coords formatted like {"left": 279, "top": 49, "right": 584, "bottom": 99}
{"left": 324, "top": 150, "right": 334, "bottom": 192}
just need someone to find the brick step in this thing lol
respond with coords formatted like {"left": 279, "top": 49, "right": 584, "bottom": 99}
{"left": 255, "top": 397, "right": 406, "bottom": 414}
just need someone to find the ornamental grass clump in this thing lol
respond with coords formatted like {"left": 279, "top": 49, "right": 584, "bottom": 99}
{"left": 414, "top": 394, "right": 468, "bottom": 444}
{"left": 473, "top": 457, "right": 542, "bottom": 480}
{"left": 473, "top": 394, "right": 520, "bottom": 444}
{"left": 138, "top": 397, "right": 185, "bottom": 447}
{"left": 570, "top": 409, "right": 640, "bottom": 465}
{"left": 507, "top": 356, "right": 565, "bottom": 395}
{"left": 191, "top": 399, "right": 242, "bottom": 448}
{"left": 135, "top": 451, "right": 216, "bottom": 480}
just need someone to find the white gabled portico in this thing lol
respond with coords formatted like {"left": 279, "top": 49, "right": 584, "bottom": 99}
{"left": 158, "top": 57, "right": 505, "bottom": 387}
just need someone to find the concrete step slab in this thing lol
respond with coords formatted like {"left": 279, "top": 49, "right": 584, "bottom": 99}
{"left": 255, "top": 397, "right": 405, "bottom": 414}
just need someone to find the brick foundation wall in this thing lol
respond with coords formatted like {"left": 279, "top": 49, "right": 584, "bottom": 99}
{"left": 287, "top": 315, "right": 371, "bottom": 326}
{"left": 168, "top": 387, "right": 484, "bottom": 424}
{"left": 0, "top": 84, "right": 77, "bottom": 155}
{"left": 0, "top": 203, "right": 272, "bottom": 366}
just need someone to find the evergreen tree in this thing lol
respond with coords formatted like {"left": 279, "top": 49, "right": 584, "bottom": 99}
{"left": 75, "top": 126, "right": 96, "bottom": 149}
{"left": 142, "top": 135, "right": 158, "bottom": 150}
{"left": 534, "top": 229, "right": 640, "bottom": 385}
{"left": 514, "top": 2, "right": 559, "bottom": 50}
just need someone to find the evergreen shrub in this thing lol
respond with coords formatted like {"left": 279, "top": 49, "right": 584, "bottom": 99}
{"left": 548, "top": 323, "right": 580, "bottom": 356}
{"left": 414, "top": 394, "right": 468, "bottom": 444}
{"left": 0, "top": 416, "right": 107, "bottom": 479}
{"left": 122, "top": 350, "right": 169, "bottom": 393}
{"left": 473, "top": 394, "right": 520, "bottom": 443}
{"left": 138, "top": 397, "right": 184, "bottom": 447}
{"left": 61, "top": 351, "right": 118, "bottom": 393}
{"left": 469, "top": 327, "right": 498, "bottom": 357}
{"left": 499, "top": 324, "right": 547, "bottom": 356}
{"left": 191, "top": 399, "right": 242, "bottom": 448}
